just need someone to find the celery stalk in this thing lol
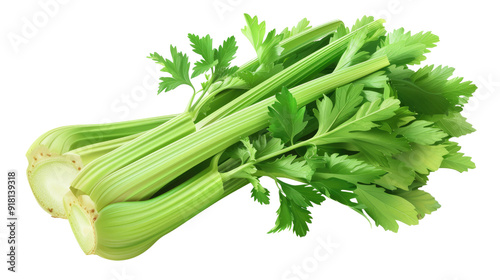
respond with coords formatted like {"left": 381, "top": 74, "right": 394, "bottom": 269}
{"left": 27, "top": 114, "right": 176, "bottom": 218}
{"left": 26, "top": 115, "right": 172, "bottom": 162}
{"left": 68, "top": 159, "right": 226, "bottom": 259}
{"left": 70, "top": 113, "right": 197, "bottom": 198}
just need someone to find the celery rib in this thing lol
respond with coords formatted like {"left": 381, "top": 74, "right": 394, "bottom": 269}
{"left": 27, "top": 114, "right": 177, "bottom": 218}
{"left": 78, "top": 163, "right": 225, "bottom": 260}
{"left": 71, "top": 113, "right": 197, "bottom": 196}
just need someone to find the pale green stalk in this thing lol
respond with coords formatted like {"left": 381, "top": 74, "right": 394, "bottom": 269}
{"left": 26, "top": 115, "right": 172, "bottom": 162}
{"left": 70, "top": 113, "right": 198, "bottom": 198}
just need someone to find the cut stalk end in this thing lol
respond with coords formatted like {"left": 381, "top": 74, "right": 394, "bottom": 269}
{"left": 28, "top": 147, "right": 82, "bottom": 218}
{"left": 64, "top": 192, "right": 98, "bottom": 255}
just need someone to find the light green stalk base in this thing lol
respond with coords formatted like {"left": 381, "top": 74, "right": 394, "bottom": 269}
{"left": 28, "top": 149, "right": 82, "bottom": 217}
{"left": 27, "top": 135, "right": 141, "bottom": 218}
{"left": 67, "top": 163, "right": 225, "bottom": 260}
{"left": 64, "top": 192, "right": 98, "bottom": 255}
{"left": 26, "top": 115, "right": 176, "bottom": 218}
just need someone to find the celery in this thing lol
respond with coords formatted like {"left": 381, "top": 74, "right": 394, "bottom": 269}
{"left": 26, "top": 15, "right": 479, "bottom": 262}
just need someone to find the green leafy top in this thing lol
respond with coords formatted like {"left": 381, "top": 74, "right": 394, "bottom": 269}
{"left": 373, "top": 28, "right": 439, "bottom": 66}
{"left": 269, "top": 180, "right": 325, "bottom": 237}
{"left": 188, "top": 34, "right": 238, "bottom": 80}
{"left": 241, "top": 14, "right": 284, "bottom": 69}
{"left": 150, "top": 32, "right": 239, "bottom": 113}
{"left": 147, "top": 14, "right": 477, "bottom": 237}
{"left": 388, "top": 65, "right": 478, "bottom": 115}
{"left": 148, "top": 46, "right": 194, "bottom": 94}
{"left": 188, "top": 34, "right": 218, "bottom": 78}
{"left": 221, "top": 60, "right": 476, "bottom": 236}
{"left": 280, "top": 18, "right": 312, "bottom": 40}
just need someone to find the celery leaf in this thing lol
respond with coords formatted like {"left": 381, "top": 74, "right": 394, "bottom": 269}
{"left": 148, "top": 46, "right": 193, "bottom": 94}
{"left": 336, "top": 129, "right": 410, "bottom": 165}
{"left": 280, "top": 18, "right": 312, "bottom": 39}
{"left": 311, "top": 178, "right": 358, "bottom": 207}
{"left": 227, "top": 136, "right": 256, "bottom": 164}
{"left": 268, "top": 87, "right": 308, "bottom": 144}
{"left": 188, "top": 34, "right": 238, "bottom": 80}
{"left": 188, "top": 34, "right": 218, "bottom": 78}
{"left": 249, "top": 177, "right": 270, "bottom": 205}
{"left": 396, "top": 143, "right": 449, "bottom": 174}
{"left": 269, "top": 180, "right": 324, "bottom": 237}
{"left": 373, "top": 28, "right": 439, "bottom": 66}
{"left": 354, "top": 184, "right": 419, "bottom": 232}
{"left": 440, "top": 141, "right": 476, "bottom": 172}
{"left": 279, "top": 180, "right": 325, "bottom": 208}
{"left": 394, "top": 189, "right": 441, "bottom": 219}
{"left": 422, "top": 113, "right": 475, "bottom": 137}
{"left": 256, "top": 155, "right": 313, "bottom": 181}
{"left": 389, "top": 65, "right": 477, "bottom": 115}
{"left": 311, "top": 98, "right": 400, "bottom": 146}
{"left": 253, "top": 134, "right": 284, "bottom": 158}
{"left": 312, "top": 153, "right": 386, "bottom": 184}
{"left": 396, "top": 120, "right": 448, "bottom": 145}
{"left": 241, "top": 14, "right": 283, "bottom": 68}
{"left": 313, "top": 84, "right": 364, "bottom": 135}
{"left": 214, "top": 36, "right": 238, "bottom": 75}
{"left": 268, "top": 192, "right": 293, "bottom": 234}
{"left": 374, "top": 158, "right": 415, "bottom": 191}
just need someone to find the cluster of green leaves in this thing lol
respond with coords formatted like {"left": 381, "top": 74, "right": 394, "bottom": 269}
{"left": 148, "top": 34, "right": 239, "bottom": 95}
{"left": 148, "top": 47, "right": 195, "bottom": 94}
{"left": 188, "top": 34, "right": 238, "bottom": 80}
{"left": 149, "top": 14, "right": 477, "bottom": 236}
{"left": 222, "top": 18, "right": 476, "bottom": 235}
{"left": 237, "top": 14, "right": 315, "bottom": 87}
{"left": 148, "top": 13, "right": 325, "bottom": 115}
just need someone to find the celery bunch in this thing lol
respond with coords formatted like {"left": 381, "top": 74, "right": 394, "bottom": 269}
{"left": 27, "top": 15, "right": 476, "bottom": 260}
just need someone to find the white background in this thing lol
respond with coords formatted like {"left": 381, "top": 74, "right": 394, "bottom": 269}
{"left": 1, "top": 0, "right": 499, "bottom": 279}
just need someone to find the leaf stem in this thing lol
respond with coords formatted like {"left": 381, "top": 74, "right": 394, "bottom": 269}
{"left": 221, "top": 141, "right": 308, "bottom": 181}
{"left": 185, "top": 86, "right": 199, "bottom": 113}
